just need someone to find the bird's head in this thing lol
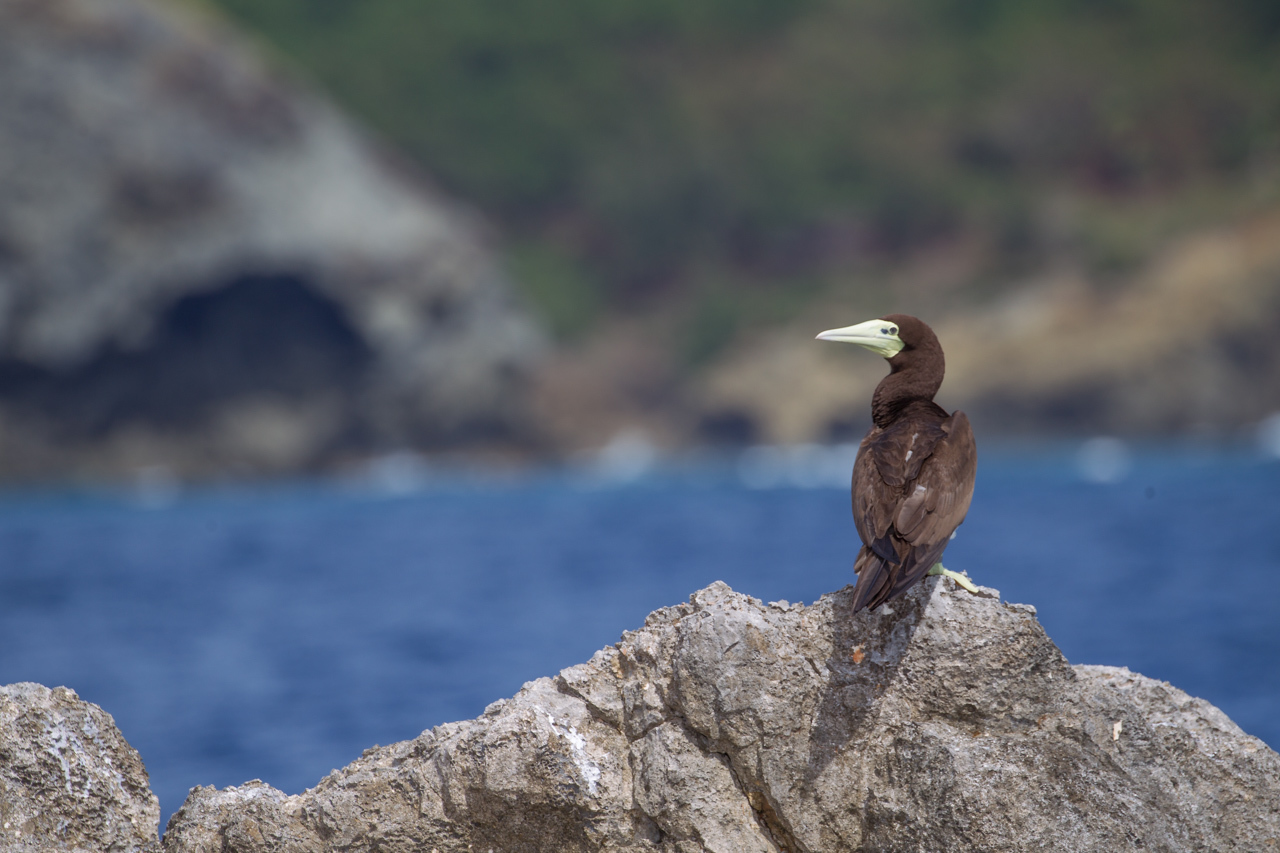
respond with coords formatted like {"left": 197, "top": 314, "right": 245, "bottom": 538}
{"left": 816, "top": 313, "right": 941, "bottom": 367}
{"left": 815, "top": 315, "right": 907, "bottom": 358}
{"left": 818, "top": 314, "right": 945, "bottom": 418}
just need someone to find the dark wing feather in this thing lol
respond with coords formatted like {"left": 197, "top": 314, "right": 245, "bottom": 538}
{"left": 850, "top": 409, "right": 976, "bottom": 612}
{"left": 851, "top": 438, "right": 896, "bottom": 562}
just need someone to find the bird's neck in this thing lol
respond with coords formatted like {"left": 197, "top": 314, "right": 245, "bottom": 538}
{"left": 871, "top": 361, "right": 944, "bottom": 428}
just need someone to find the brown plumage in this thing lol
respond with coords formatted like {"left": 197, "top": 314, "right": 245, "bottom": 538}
{"left": 848, "top": 314, "right": 976, "bottom": 612}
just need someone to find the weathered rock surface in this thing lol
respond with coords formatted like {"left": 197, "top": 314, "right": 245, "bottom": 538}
{"left": 161, "top": 579, "right": 1280, "bottom": 852}
{"left": 0, "top": 682, "right": 160, "bottom": 852}
{"left": 0, "top": 0, "right": 542, "bottom": 481}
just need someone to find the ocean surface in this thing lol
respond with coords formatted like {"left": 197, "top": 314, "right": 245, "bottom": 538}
{"left": 2, "top": 444, "right": 1278, "bottom": 826}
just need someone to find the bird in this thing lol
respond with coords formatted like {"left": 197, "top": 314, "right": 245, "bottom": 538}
{"left": 816, "top": 314, "right": 978, "bottom": 612}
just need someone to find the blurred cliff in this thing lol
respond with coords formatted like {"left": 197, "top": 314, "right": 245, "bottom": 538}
{"left": 197, "top": 0, "right": 1280, "bottom": 451}
{"left": 0, "top": 0, "right": 542, "bottom": 482}
{"left": 2, "top": 0, "right": 1279, "bottom": 482}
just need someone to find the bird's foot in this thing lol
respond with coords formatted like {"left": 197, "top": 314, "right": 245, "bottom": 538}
{"left": 927, "top": 563, "right": 979, "bottom": 594}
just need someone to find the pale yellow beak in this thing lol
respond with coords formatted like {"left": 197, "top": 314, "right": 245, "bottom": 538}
{"left": 815, "top": 318, "right": 905, "bottom": 358}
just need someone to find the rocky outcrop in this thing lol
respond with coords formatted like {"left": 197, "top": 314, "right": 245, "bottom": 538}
{"left": 4, "top": 580, "right": 1277, "bottom": 850}
{"left": 0, "top": 683, "right": 161, "bottom": 852}
{"left": 159, "top": 579, "right": 1280, "bottom": 852}
{"left": 0, "top": 0, "right": 542, "bottom": 481}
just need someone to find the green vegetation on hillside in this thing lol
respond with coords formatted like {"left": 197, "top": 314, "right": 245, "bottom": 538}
{"left": 201, "top": 0, "right": 1280, "bottom": 350}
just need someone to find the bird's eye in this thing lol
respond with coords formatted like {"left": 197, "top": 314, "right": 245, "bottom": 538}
{"left": 888, "top": 326, "right": 898, "bottom": 335}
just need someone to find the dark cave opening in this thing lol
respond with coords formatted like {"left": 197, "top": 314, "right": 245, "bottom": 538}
{"left": 0, "top": 273, "right": 374, "bottom": 438}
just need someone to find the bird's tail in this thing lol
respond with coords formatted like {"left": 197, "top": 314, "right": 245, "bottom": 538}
{"left": 851, "top": 546, "right": 894, "bottom": 613}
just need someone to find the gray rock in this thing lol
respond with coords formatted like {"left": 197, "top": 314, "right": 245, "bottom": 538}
{"left": 161, "top": 579, "right": 1280, "bottom": 852}
{"left": 0, "top": 0, "right": 542, "bottom": 481}
{"left": 0, "top": 682, "right": 161, "bottom": 852}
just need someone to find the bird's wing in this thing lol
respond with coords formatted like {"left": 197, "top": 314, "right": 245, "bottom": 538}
{"left": 852, "top": 414, "right": 949, "bottom": 559}
{"left": 883, "top": 411, "right": 977, "bottom": 599}
{"left": 851, "top": 433, "right": 898, "bottom": 562}
{"left": 850, "top": 410, "right": 977, "bottom": 610}
{"left": 893, "top": 411, "right": 976, "bottom": 548}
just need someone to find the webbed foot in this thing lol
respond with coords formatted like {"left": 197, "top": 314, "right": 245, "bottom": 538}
{"left": 927, "top": 563, "right": 979, "bottom": 594}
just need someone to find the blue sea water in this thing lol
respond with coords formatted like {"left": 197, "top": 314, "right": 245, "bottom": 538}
{"left": 1, "top": 446, "right": 1278, "bottom": 827}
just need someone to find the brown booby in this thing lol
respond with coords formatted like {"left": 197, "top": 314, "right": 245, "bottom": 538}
{"left": 816, "top": 314, "right": 978, "bottom": 612}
